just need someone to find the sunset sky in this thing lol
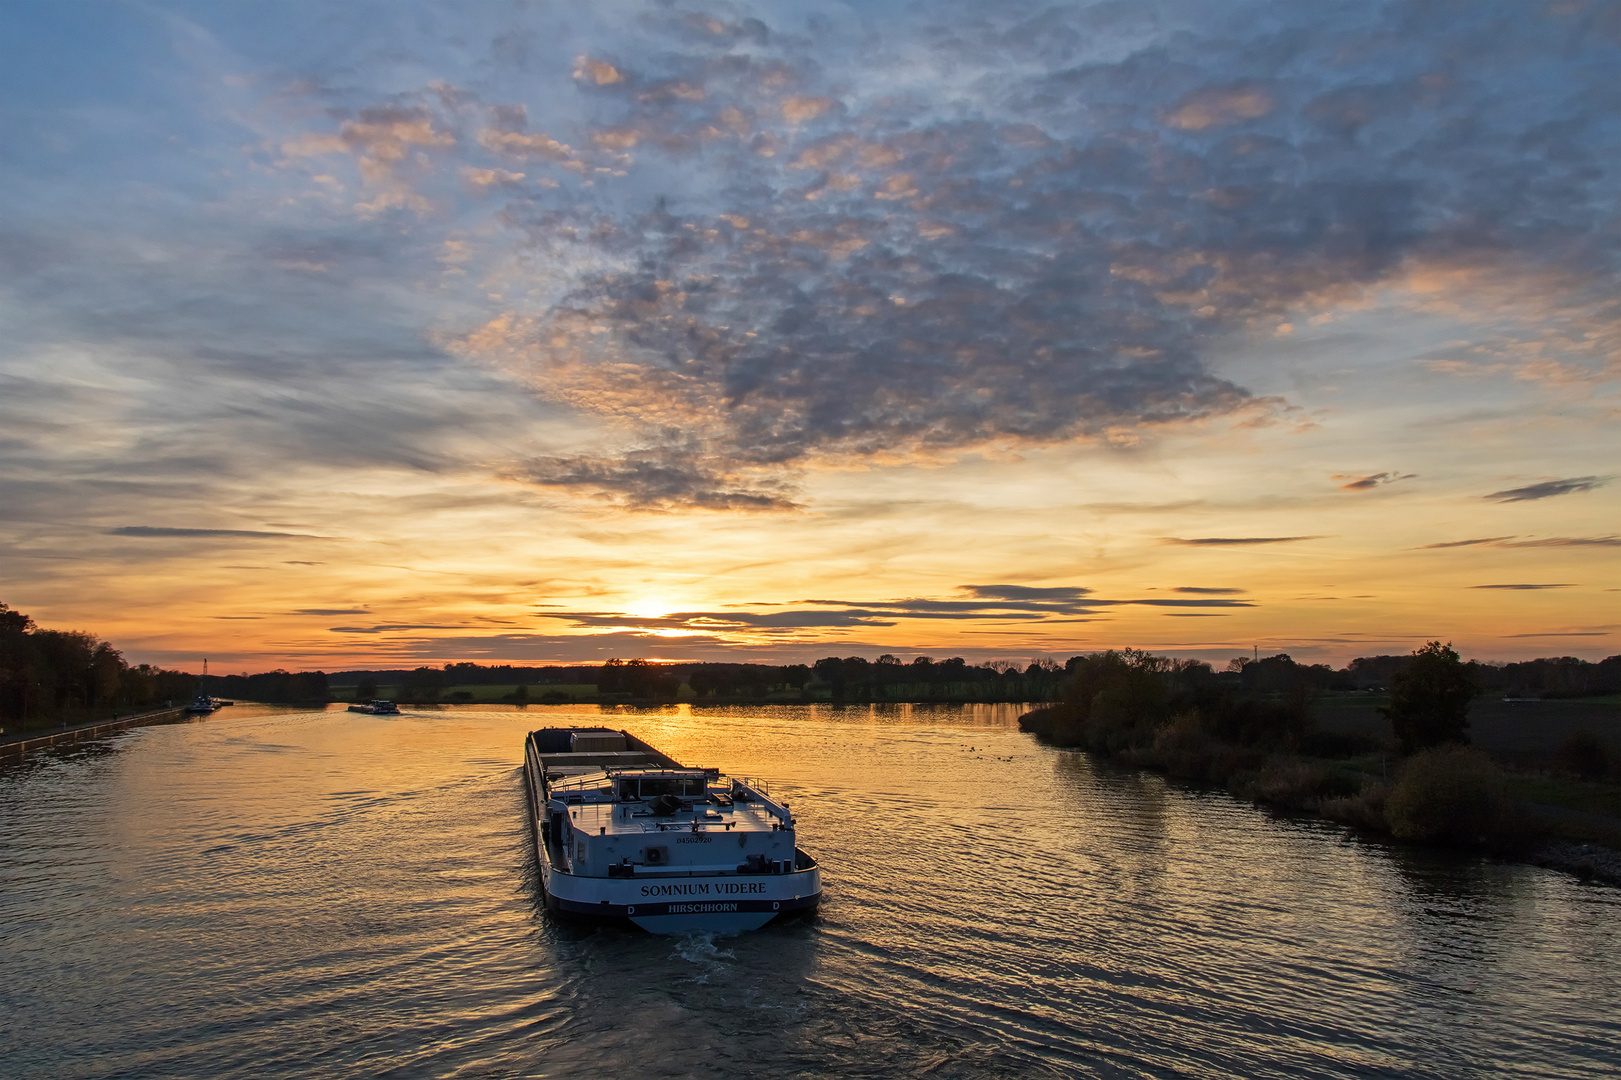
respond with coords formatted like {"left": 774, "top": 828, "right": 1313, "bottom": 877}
{"left": 2, "top": 1, "right": 1617, "bottom": 672}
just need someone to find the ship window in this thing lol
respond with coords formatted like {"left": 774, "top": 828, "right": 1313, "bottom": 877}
{"left": 638, "top": 779, "right": 681, "bottom": 798}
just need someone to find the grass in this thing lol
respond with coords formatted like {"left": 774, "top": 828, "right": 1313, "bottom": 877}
{"left": 1506, "top": 774, "right": 1621, "bottom": 818}
{"left": 439, "top": 683, "right": 598, "bottom": 701}
{"left": 330, "top": 683, "right": 601, "bottom": 703}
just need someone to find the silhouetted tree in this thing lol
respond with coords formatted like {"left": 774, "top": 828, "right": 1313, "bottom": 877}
{"left": 1383, "top": 641, "right": 1475, "bottom": 753}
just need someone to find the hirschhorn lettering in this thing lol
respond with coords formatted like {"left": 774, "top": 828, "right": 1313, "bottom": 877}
{"left": 666, "top": 903, "right": 739, "bottom": 914}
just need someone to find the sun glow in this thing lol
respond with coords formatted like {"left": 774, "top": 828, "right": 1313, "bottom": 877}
{"left": 624, "top": 597, "right": 682, "bottom": 618}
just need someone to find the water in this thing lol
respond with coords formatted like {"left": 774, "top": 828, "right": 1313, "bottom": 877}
{"left": 2, "top": 703, "right": 1617, "bottom": 1078}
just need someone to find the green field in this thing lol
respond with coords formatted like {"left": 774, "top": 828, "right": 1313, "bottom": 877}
{"left": 331, "top": 683, "right": 600, "bottom": 702}
{"left": 439, "top": 683, "right": 598, "bottom": 702}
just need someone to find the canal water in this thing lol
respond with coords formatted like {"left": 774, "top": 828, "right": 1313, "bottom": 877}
{"left": 1, "top": 703, "right": 1616, "bottom": 1078}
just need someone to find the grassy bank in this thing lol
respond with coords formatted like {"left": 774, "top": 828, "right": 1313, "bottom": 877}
{"left": 1019, "top": 700, "right": 1621, "bottom": 882}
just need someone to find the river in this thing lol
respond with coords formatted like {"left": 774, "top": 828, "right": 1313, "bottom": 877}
{"left": 1, "top": 703, "right": 1616, "bottom": 1078}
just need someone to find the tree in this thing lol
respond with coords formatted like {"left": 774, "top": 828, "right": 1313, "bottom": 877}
{"left": 1383, "top": 641, "right": 1475, "bottom": 753}
{"left": 355, "top": 676, "right": 378, "bottom": 702}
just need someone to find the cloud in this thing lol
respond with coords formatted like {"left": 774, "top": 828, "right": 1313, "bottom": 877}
{"left": 1485, "top": 477, "right": 1609, "bottom": 502}
{"left": 962, "top": 585, "right": 1094, "bottom": 603}
{"left": 1173, "top": 586, "right": 1246, "bottom": 594}
{"left": 1335, "top": 472, "right": 1416, "bottom": 491}
{"left": 329, "top": 624, "right": 468, "bottom": 634}
{"left": 1423, "top": 535, "right": 1621, "bottom": 549}
{"left": 108, "top": 526, "right": 318, "bottom": 539}
{"left": 1417, "top": 537, "right": 1517, "bottom": 549}
{"left": 434, "top": 2, "right": 1621, "bottom": 506}
{"left": 1504, "top": 631, "right": 1608, "bottom": 638}
{"left": 1164, "top": 83, "right": 1276, "bottom": 131}
{"left": 507, "top": 449, "right": 798, "bottom": 510}
{"left": 1469, "top": 584, "right": 1576, "bottom": 590}
{"left": 1165, "top": 536, "right": 1326, "bottom": 546}
{"left": 21, "top": 1, "right": 1621, "bottom": 520}
{"left": 1498, "top": 536, "right": 1621, "bottom": 548}
{"left": 530, "top": 583, "right": 1251, "bottom": 641}
{"left": 292, "top": 608, "right": 371, "bottom": 616}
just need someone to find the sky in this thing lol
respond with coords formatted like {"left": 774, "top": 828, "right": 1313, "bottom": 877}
{"left": 2, "top": 0, "right": 1617, "bottom": 673}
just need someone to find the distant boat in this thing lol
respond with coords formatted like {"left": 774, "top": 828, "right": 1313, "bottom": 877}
{"left": 347, "top": 699, "right": 401, "bottom": 715}
{"left": 189, "top": 658, "right": 216, "bottom": 713}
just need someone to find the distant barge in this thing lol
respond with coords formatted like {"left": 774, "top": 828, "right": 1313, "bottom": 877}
{"left": 523, "top": 727, "right": 821, "bottom": 934}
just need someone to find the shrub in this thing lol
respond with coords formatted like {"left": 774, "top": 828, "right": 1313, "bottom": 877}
{"left": 1319, "top": 780, "right": 1391, "bottom": 832}
{"left": 1151, "top": 713, "right": 1218, "bottom": 781}
{"left": 1551, "top": 731, "right": 1610, "bottom": 781}
{"left": 1017, "top": 704, "right": 1087, "bottom": 747}
{"left": 1204, "top": 694, "right": 1309, "bottom": 750}
{"left": 1385, "top": 747, "right": 1524, "bottom": 850}
{"left": 1235, "top": 757, "right": 1360, "bottom": 810}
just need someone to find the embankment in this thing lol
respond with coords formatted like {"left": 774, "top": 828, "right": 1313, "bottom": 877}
{"left": 1019, "top": 704, "right": 1621, "bottom": 886}
{"left": 0, "top": 706, "right": 190, "bottom": 762}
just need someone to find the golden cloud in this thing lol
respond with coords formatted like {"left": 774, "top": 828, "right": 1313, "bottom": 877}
{"left": 781, "top": 96, "right": 834, "bottom": 124}
{"left": 574, "top": 57, "right": 624, "bottom": 85}
{"left": 1166, "top": 85, "right": 1275, "bottom": 130}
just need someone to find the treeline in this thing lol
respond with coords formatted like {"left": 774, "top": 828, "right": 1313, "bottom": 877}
{"left": 808, "top": 655, "right": 1066, "bottom": 702}
{"left": 0, "top": 602, "right": 196, "bottom": 728}
{"left": 200, "top": 670, "right": 330, "bottom": 704}
{"left": 317, "top": 650, "right": 1621, "bottom": 705}
{"left": 1222, "top": 651, "right": 1621, "bottom": 698}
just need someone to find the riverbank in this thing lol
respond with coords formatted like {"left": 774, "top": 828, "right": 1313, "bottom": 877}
{"left": 0, "top": 706, "right": 190, "bottom": 762}
{"left": 1018, "top": 704, "right": 1621, "bottom": 886}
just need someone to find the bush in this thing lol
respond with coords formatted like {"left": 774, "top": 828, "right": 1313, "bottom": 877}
{"left": 1235, "top": 757, "right": 1360, "bottom": 810}
{"left": 1551, "top": 731, "right": 1610, "bottom": 781}
{"left": 1151, "top": 714, "right": 1219, "bottom": 781}
{"left": 1318, "top": 780, "right": 1391, "bottom": 832}
{"left": 1385, "top": 747, "right": 1524, "bottom": 850}
{"left": 1203, "top": 694, "right": 1309, "bottom": 750}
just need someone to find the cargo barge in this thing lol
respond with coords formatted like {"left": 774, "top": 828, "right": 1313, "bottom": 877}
{"left": 523, "top": 727, "right": 821, "bottom": 934}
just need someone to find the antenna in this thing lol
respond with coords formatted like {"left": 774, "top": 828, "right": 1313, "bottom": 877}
{"left": 1253, "top": 645, "right": 1258, "bottom": 663}
{"left": 204, "top": 658, "right": 208, "bottom": 678}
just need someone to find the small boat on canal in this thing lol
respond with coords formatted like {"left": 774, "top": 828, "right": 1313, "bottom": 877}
{"left": 523, "top": 727, "right": 821, "bottom": 934}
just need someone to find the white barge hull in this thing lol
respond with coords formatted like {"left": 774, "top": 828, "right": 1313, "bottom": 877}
{"left": 533, "top": 813, "right": 820, "bottom": 933}
{"left": 523, "top": 728, "right": 822, "bottom": 934}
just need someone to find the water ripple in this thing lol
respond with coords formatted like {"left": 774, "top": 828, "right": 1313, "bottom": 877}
{"left": 0, "top": 702, "right": 1616, "bottom": 1078}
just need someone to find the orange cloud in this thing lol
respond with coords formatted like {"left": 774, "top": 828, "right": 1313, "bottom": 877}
{"left": 574, "top": 57, "right": 624, "bottom": 85}
{"left": 1165, "top": 84, "right": 1275, "bottom": 130}
{"left": 782, "top": 96, "right": 835, "bottom": 124}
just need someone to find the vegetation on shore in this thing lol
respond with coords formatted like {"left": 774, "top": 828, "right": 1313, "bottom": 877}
{"left": 1017, "top": 644, "right": 1621, "bottom": 873}
{"left": 0, "top": 603, "right": 198, "bottom": 734}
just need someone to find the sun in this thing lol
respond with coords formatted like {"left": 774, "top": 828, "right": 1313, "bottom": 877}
{"left": 623, "top": 597, "right": 681, "bottom": 619}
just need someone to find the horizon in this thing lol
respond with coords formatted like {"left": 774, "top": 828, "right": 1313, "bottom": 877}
{"left": 4, "top": 2, "right": 1618, "bottom": 672}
